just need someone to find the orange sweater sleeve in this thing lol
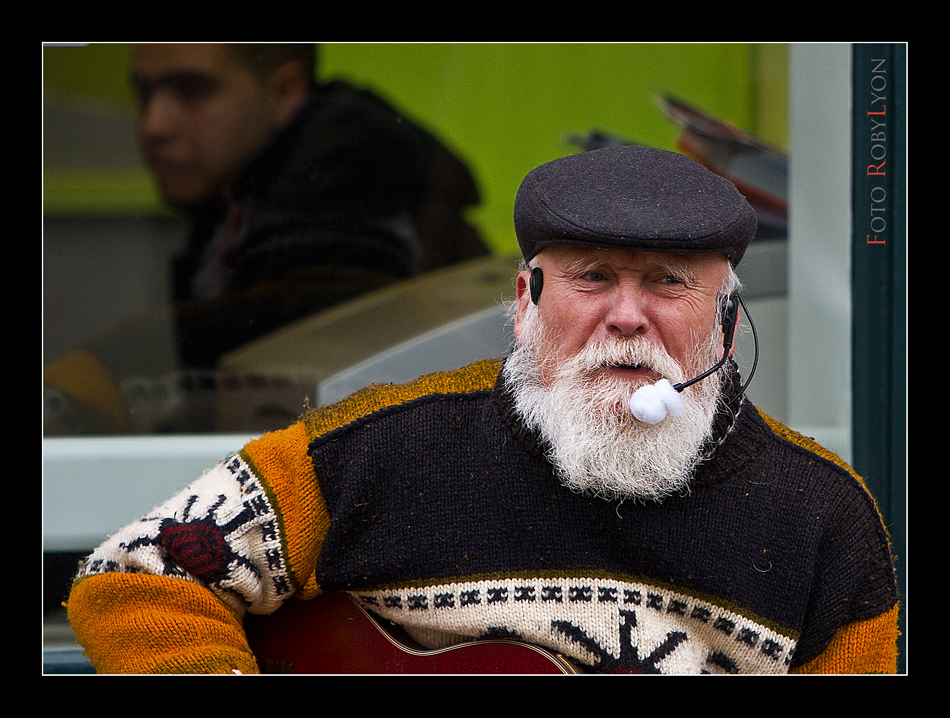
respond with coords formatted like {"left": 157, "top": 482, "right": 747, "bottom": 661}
{"left": 240, "top": 421, "right": 332, "bottom": 600}
{"left": 789, "top": 603, "right": 900, "bottom": 674}
{"left": 68, "top": 572, "right": 260, "bottom": 674}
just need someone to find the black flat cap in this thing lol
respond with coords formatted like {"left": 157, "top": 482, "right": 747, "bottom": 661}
{"left": 514, "top": 146, "right": 757, "bottom": 266}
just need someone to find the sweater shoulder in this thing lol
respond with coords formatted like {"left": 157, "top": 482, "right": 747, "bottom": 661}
{"left": 752, "top": 406, "right": 890, "bottom": 533}
{"left": 755, "top": 407, "right": 869, "bottom": 490}
{"left": 302, "top": 358, "right": 502, "bottom": 441}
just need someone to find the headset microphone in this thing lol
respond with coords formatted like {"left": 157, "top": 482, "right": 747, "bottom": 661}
{"left": 629, "top": 293, "right": 758, "bottom": 424}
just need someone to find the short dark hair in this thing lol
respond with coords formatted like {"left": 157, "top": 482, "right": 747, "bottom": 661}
{"left": 228, "top": 43, "right": 317, "bottom": 87}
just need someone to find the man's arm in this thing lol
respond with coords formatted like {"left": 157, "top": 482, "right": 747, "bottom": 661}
{"left": 66, "top": 421, "right": 329, "bottom": 673}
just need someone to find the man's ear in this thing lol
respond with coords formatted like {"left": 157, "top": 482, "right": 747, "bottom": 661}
{"left": 720, "top": 293, "right": 740, "bottom": 357}
{"left": 726, "top": 305, "right": 740, "bottom": 357}
{"left": 267, "top": 61, "right": 310, "bottom": 129}
{"left": 513, "top": 270, "right": 532, "bottom": 341}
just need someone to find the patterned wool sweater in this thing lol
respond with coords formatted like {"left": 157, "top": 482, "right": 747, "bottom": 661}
{"left": 67, "top": 358, "right": 899, "bottom": 674}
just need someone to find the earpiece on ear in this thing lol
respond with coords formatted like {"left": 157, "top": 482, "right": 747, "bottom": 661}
{"left": 530, "top": 266, "right": 544, "bottom": 305}
{"left": 720, "top": 293, "right": 739, "bottom": 353}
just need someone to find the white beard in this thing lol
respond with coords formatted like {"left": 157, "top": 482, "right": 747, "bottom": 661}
{"left": 505, "top": 302, "right": 725, "bottom": 503}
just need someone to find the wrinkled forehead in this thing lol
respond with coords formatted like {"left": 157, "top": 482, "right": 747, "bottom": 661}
{"left": 536, "top": 245, "right": 730, "bottom": 280}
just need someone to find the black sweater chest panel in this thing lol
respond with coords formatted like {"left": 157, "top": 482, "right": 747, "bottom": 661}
{"left": 305, "top": 390, "right": 881, "bottom": 640}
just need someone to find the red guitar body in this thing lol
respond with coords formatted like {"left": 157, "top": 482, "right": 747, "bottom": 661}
{"left": 244, "top": 592, "right": 580, "bottom": 674}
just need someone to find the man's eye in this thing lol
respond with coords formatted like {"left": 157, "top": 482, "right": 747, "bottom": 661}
{"left": 130, "top": 79, "right": 154, "bottom": 107}
{"left": 172, "top": 76, "right": 215, "bottom": 103}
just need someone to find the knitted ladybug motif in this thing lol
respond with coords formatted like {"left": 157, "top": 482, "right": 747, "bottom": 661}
{"left": 159, "top": 519, "right": 231, "bottom": 584}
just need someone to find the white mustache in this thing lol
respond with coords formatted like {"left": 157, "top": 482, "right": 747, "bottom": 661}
{"left": 572, "top": 337, "right": 686, "bottom": 384}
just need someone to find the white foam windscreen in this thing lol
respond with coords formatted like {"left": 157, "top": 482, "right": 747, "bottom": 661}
{"left": 628, "top": 379, "right": 684, "bottom": 424}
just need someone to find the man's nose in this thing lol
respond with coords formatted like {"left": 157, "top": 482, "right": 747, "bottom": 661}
{"left": 604, "top": 284, "right": 651, "bottom": 338}
{"left": 139, "top": 92, "right": 177, "bottom": 142}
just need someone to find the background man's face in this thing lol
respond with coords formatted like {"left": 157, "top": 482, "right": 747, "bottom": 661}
{"left": 131, "top": 44, "right": 289, "bottom": 208}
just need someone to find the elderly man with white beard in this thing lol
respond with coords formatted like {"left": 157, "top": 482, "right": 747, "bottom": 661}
{"left": 67, "top": 147, "right": 900, "bottom": 675}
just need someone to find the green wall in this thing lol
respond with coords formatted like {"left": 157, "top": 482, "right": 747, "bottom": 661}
{"left": 43, "top": 42, "right": 787, "bottom": 255}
